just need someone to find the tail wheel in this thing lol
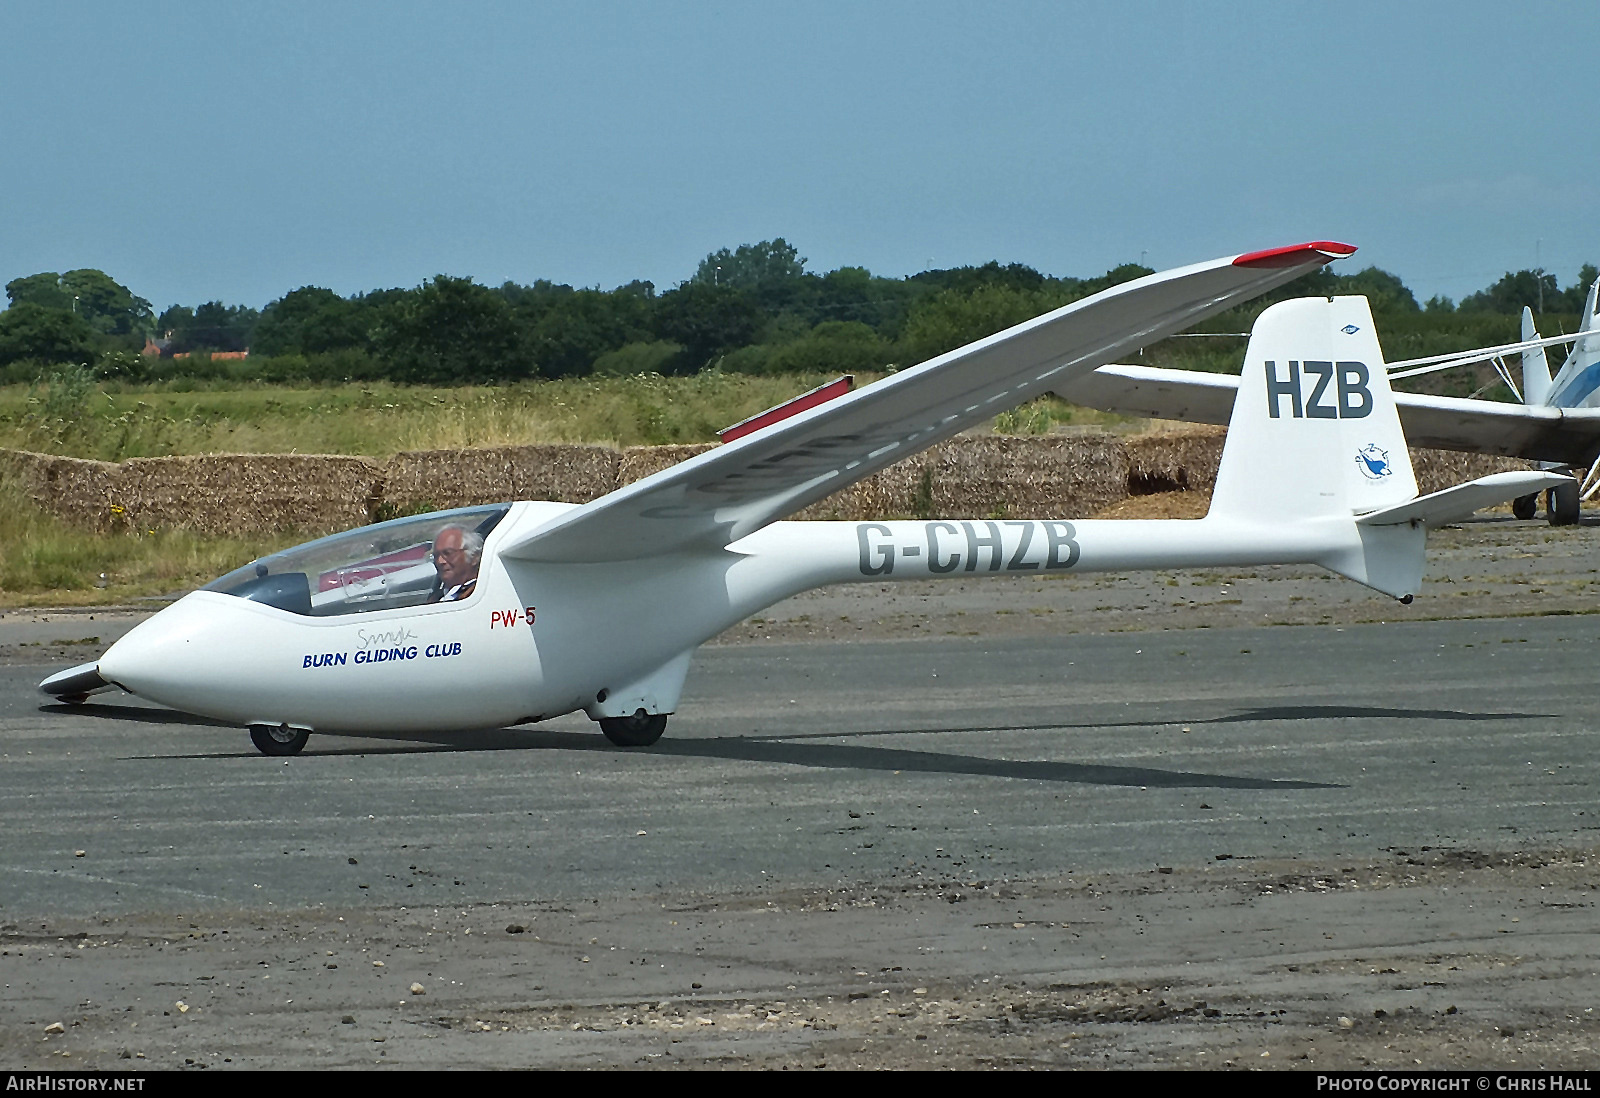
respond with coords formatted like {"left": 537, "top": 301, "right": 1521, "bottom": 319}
{"left": 599, "top": 710, "right": 668, "bottom": 747}
{"left": 1548, "top": 482, "right": 1581, "bottom": 526}
{"left": 1511, "top": 493, "right": 1538, "bottom": 520}
{"left": 250, "top": 724, "right": 310, "bottom": 756}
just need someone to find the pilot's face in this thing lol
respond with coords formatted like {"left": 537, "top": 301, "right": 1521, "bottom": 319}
{"left": 432, "top": 528, "right": 476, "bottom": 588}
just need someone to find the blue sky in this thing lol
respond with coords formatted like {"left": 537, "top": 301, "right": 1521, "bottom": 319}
{"left": 3, "top": 1, "right": 1595, "bottom": 312}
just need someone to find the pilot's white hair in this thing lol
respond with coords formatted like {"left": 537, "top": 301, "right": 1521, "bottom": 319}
{"left": 435, "top": 524, "right": 485, "bottom": 561}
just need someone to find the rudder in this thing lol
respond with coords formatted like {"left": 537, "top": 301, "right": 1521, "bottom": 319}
{"left": 1210, "top": 296, "right": 1416, "bottom": 521}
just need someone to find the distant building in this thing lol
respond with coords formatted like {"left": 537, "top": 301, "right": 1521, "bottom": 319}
{"left": 142, "top": 331, "right": 248, "bottom": 359}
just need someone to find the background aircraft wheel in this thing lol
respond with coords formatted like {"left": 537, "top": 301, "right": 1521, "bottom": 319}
{"left": 1547, "top": 482, "right": 1580, "bottom": 526}
{"left": 599, "top": 710, "right": 668, "bottom": 747}
{"left": 250, "top": 724, "right": 310, "bottom": 756}
{"left": 1512, "top": 493, "right": 1538, "bottom": 520}
{"left": 56, "top": 693, "right": 89, "bottom": 705}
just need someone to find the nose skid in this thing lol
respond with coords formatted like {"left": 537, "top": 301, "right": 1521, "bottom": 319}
{"left": 38, "top": 662, "right": 111, "bottom": 703}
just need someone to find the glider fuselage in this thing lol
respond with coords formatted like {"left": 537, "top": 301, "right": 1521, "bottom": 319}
{"left": 95, "top": 503, "right": 1381, "bottom": 735}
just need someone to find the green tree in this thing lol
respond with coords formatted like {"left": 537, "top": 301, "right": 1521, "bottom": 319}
{"left": 0, "top": 302, "right": 101, "bottom": 365}
{"left": 900, "top": 283, "right": 1067, "bottom": 363}
{"left": 1331, "top": 267, "right": 1419, "bottom": 313}
{"left": 591, "top": 340, "right": 683, "bottom": 376}
{"left": 909, "top": 260, "right": 1052, "bottom": 297}
{"left": 802, "top": 266, "right": 916, "bottom": 335}
{"left": 253, "top": 287, "right": 370, "bottom": 356}
{"left": 6, "top": 270, "right": 152, "bottom": 336}
{"left": 652, "top": 282, "right": 764, "bottom": 371}
{"left": 5, "top": 273, "right": 74, "bottom": 312}
{"left": 524, "top": 288, "right": 653, "bottom": 378}
{"left": 693, "top": 239, "right": 807, "bottom": 291}
{"left": 1459, "top": 269, "right": 1561, "bottom": 314}
{"left": 1561, "top": 264, "right": 1599, "bottom": 312}
{"left": 751, "top": 320, "right": 895, "bottom": 376}
{"left": 64, "top": 269, "right": 153, "bottom": 335}
{"left": 372, "top": 275, "right": 529, "bottom": 383}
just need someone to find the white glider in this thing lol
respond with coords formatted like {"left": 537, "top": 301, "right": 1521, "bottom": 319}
{"left": 40, "top": 244, "right": 1563, "bottom": 754}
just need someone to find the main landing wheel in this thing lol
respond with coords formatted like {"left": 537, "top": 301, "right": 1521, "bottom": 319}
{"left": 599, "top": 710, "right": 668, "bottom": 748}
{"left": 1512, "top": 493, "right": 1539, "bottom": 520}
{"left": 1547, "top": 482, "right": 1581, "bottom": 526}
{"left": 250, "top": 723, "right": 310, "bottom": 757}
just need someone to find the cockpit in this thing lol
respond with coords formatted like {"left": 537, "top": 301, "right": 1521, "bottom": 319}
{"left": 203, "top": 505, "right": 510, "bottom": 616}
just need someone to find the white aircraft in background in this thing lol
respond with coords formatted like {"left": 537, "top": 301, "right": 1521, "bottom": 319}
{"left": 39, "top": 243, "right": 1563, "bottom": 755}
{"left": 1061, "top": 276, "right": 1600, "bottom": 524}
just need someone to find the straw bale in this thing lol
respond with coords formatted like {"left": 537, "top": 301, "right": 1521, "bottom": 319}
{"left": 933, "top": 433, "right": 1129, "bottom": 518}
{"left": 1125, "top": 425, "right": 1227, "bottom": 495}
{"left": 118, "top": 454, "right": 382, "bottom": 536}
{"left": 619, "top": 443, "right": 718, "bottom": 485}
{"left": 1408, "top": 448, "right": 1532, "bottom": 496}
{"left": 1093, "top": 490, "right": 1212, "bottom": 520}
{"left": 0, "top": 448, "right": 128, "bottom": 532}
{"left": 793, "top": 450, "right": 937, "bottom": 521}
{"left": 796, "top": 433, "right": 1130, "bottom": 520}
{"left": 384, "top": 444, "right": 621, "bottom": 511}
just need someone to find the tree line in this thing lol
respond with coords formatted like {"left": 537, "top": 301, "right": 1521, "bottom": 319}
{"left": 1, "top": 239, "right": 1595, "bottom": 384}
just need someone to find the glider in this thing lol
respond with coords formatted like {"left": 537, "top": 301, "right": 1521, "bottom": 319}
{"left": 40, "top": 244, "right": 1563, "bottom": 754}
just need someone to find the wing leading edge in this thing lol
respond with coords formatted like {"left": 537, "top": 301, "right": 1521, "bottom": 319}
{"left": 501, "top": 242, "right": 1354, "bottom": 564}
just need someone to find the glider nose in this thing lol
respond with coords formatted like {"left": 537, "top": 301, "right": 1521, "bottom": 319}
{"left": 95, "top": 598, "right": 210, "bottom": 703}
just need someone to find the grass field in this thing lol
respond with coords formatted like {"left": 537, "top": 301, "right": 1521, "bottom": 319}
{"left": 0, "top": 371, "right": 1134, "bottom": 463}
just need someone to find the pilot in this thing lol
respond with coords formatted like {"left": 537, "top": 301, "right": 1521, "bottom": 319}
{"left": 427, "top": 524, "right": 484, "bottom": 603}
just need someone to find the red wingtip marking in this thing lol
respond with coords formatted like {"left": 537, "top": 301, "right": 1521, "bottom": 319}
{"left": 718, "top": 375, "right": 856, "bottom": 443}
{"left": 1233, "top": 241, "right": 1358, "bottom": 269}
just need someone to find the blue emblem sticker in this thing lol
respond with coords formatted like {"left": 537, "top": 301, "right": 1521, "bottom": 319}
{"left": 1341, "top": 324, "right": 1361, "bottom": 334}
{"left": 1355, "top": 443, "right": 1392, "bottom": 480}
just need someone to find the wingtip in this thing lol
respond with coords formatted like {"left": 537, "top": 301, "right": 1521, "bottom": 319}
{"left": 1232, "top": 241, "right": 1358, "bottom": 269}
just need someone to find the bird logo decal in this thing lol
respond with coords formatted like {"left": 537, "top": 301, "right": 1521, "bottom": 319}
{"left": 1355, "top": 443, "right": 1392, "bottom": 480}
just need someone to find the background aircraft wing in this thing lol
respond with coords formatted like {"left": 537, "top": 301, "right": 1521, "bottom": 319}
{"left": 1392, "top": 393, "right": 1600, "bottom": 464}
{"left": 500, "top": 242, "right": 1353, "bottom": 564}
{"left": 1057, "top": 362, "right": 1238, "bottom": 425}
{"left": 1061, "top": 363, "right": 1600, "bottom": 466}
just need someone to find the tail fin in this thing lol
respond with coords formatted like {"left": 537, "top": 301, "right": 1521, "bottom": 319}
{"left": 1550, "top": 278, "right": 1600, "bottom": 405}
{"left": 1210, "top": 296, "right": 1416, "bottom": 520}
{"left": 1209, "top": 296, "right": 1424, "bottom": 600}
{"left": 1521, "top": 306, "right": 1553, "bottom": 406}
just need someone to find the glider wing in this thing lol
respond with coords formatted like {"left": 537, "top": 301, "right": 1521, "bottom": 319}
{"left": 501, "top": 242, "right": 1354, "bottom": 563}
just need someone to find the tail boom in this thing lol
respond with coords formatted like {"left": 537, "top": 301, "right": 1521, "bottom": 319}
{"left": 732, "top": 516, "right": 1398, "bottom": 593}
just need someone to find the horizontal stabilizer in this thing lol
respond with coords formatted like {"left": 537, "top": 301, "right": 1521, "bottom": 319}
{"left": 1356, "top": 471, "right": 1572, "bottom": 528}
